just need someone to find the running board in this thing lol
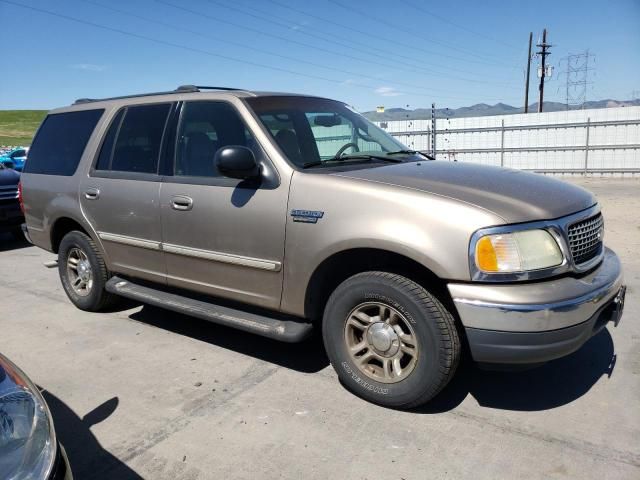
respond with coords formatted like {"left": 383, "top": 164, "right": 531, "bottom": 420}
{"left": 105, "top": 276, "right": 313, "bottom": 343}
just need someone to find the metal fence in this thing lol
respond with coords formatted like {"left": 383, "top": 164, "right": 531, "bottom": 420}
{"left": 376, "top": 105, "right": 640, "bottom": 174}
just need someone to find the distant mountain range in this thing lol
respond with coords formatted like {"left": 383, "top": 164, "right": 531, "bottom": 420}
{"left": 362, "top": 99, "right": 640, "bottom": 121}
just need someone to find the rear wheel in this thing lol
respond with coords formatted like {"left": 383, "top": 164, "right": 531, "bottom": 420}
{"left": 322, "top": 271, "right": 460, "bottom": 408}
{"left": 58, "top": 230, "right": 116, "bottom": 311}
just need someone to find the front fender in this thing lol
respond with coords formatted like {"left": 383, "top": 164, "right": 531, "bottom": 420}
{"left": 279, "top": 172, "right": 503, "bottom": 316}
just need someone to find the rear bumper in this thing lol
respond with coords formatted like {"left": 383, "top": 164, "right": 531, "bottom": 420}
{"left": 448, "top": 248, "right": 625, "bottom": 364}
{"left": 21, "top": 223, "right": 32, "bottom": 243}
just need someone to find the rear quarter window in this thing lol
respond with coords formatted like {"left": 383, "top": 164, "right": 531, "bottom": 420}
{"left": 24, "top": 109, "right": 104, "bottom": 176}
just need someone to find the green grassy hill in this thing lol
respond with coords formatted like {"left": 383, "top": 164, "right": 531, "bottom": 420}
{"left": 0, "top": 110, "right": 47, "bottom": 146}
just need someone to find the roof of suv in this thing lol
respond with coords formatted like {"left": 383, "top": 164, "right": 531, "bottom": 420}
{"left": 51, "top": 85, "right": 331, "bottom": 114}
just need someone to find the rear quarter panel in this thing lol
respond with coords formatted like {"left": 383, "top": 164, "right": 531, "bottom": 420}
{"left": 21, "top": 106, "right": 114, "bottom": 259}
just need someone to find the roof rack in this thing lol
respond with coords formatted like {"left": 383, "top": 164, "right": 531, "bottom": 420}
{"left": 73, "top": 85, "right": 246, "bottom": 105}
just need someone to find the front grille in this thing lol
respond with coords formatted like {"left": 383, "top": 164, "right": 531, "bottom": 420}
{"left": 567, "top": 213, "right": 604, "bottom": 265}
{"left": 0, "top": 185, "right": 18, "bottom": 201}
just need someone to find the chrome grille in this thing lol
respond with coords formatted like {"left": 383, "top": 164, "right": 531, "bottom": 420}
{"left": 567, "top": 214, "right": 604, "bottom": 265}
{"left": 0, "top": 185, "right": 18, "bottom": 201}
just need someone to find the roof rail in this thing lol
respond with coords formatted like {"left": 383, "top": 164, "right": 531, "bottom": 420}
{"left": 176, "top": 85, "right": 244, "bottom": 92}
{"left": 73, "top": 85, "right": 245, "bottom": 105}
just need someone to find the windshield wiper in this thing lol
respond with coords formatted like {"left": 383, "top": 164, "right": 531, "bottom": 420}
{"left": 302, "top": 154, "right": 403, "bottom": 169}
{"left": 386, "top": 149, "right": 434, "bottom": 160}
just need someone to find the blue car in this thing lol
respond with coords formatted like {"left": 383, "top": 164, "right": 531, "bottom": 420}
{"left": 0, "top": 147, "right": 29, "bottom": 171}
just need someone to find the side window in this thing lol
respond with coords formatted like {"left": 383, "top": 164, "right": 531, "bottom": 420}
{"left": 106, "top": 104, "right": 170, "bottom": 174}
{"left": 175, "top": 102, "right": 257, "bottom": 178}
{"left": 95, "top": 109, "right": 124, "bottom": 171}
{"left": 11, "top": 150, "right": 26, "bottom": 158}
{"left": 24, "top": 109, "right": 104, "bottom": 176}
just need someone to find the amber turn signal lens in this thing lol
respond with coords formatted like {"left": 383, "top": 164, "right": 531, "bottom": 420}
{"left": 476, "top": 235, "right": 498, "bottom": 272}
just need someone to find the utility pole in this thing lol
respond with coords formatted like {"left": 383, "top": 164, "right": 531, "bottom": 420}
{"left": 536, "top": 29, "right": 552, "bottom": 113}
{"left": 524, "top": 32, "right": 532, "bottom": 113}
{"left": 431, "top": 103, "right": 436, "bottom": 159}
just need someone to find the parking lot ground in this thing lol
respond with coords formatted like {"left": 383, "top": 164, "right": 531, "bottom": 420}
{"left": 1, "top": 177, "right": 639, "bottom": 480}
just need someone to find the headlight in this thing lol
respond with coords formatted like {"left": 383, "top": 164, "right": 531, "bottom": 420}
{"left": 473, "top": 229, "right": 564, "bottom": 274}
{"left": 0, "top": 354, "right": 56, "bottom": 480}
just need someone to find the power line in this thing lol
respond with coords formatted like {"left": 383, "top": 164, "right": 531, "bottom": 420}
{"left": 190, "top": 0, "right": 520, "bottom": 87}
{"left": 79, "top": 0, "right": 507, "bottom": 98}
{"left": 399, "top": 0, "right": 521, "bottom": 50}
{"left": 0, "top": 0, "right": 515, "bottom": 103}
{"left": 327, "top": 0, "right": 520, "bottom": 68}
{"left": 259, "top": 0, "right": 519, "bottom": 75}
{"left": 202, "top": 0, "right": 439, "bottom": 77}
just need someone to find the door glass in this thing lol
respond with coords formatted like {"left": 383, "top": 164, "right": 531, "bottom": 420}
{"left": 110, "top": 104, "right": 170, "bottom": 174}
{"left": 175, "top": 102, "right": 257, "bottom": 178}
{"left": 95, "top": 109, "right": 124, "bottom": 171}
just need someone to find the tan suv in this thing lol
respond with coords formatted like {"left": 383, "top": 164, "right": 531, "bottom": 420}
{"left": 20, "top": 86, "right": 625, "bottom": 408}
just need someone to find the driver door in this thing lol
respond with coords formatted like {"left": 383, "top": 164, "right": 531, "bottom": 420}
{"left": 159, "top": 101, "right": 288, "bottom": 310}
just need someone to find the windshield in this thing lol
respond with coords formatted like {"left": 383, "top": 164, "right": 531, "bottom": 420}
{"left": 246, "top": 96, "right": 414, "bottom": 168}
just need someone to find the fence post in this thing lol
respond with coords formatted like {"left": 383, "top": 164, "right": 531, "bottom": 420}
{"left": 584, "top": 117, "right": 591, "bottom": 174}
{"left": 500, "top": 119, "right": 505, "bottom": 167}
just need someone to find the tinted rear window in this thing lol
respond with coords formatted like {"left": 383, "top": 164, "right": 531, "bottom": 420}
{"left": 25, "top": 109, "right": 103, "bottom": 176}
{"left": 95, "top": 109, "right": 124, "bottom": 171}
{"left": 108, "top": 104, "right": 170, "bottom": 174}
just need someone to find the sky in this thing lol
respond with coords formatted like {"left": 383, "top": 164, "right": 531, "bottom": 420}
{"left": 1, "top": 0, "right": 639, "bottom": 111}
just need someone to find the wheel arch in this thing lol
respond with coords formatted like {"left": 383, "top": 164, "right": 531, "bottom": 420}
{"left": 50, "top": 216, "right": 99, "bottom": 254}
{"left": 304, "top": 248, "right": 456, "bottom": 324}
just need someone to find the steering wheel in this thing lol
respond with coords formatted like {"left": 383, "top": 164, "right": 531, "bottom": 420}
{"left": 335, "top": 142, "right": 360, "bottom": 158}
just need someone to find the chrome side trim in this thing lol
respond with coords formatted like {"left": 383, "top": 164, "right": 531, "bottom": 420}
{"left": 163, "top": 243, "right": 282, "bottom": 272}
{"left": 98, "top": 232, "right": 161, "bottom": 251}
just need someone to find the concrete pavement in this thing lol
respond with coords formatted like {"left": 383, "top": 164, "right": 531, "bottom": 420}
{"left": 1, "top": 177, "right": 638, "bottom": 479}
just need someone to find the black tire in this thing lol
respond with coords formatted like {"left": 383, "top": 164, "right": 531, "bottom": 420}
{"left": 322, "top": 271, "right": 460, "bottom": 409}
{"left": 58, "top": 230, "right": 116, "bottom": 311}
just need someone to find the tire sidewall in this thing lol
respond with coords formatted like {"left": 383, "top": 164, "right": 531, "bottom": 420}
{"left": 323, "top": 275, "right": 447, "bottom": 407}
{"left": 58, "top": 231, "right": 106, "bottom": 311}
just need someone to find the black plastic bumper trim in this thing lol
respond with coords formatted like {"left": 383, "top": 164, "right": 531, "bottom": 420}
{"left": 465, "top": 288, "right": 624, "bottom": 364}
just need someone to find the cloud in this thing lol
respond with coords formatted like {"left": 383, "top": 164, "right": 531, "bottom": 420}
{"left": 375, "top": 86, "right": 402, "bottom": 97}
{"left": 290, "top": 20, "right": 309, "bottom": 31}
{"left": 71, "top": 63, "right": 108, "bottom": 72}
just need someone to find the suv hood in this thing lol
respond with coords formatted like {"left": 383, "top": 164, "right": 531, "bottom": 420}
{"left": 335, "top": 161, "right": 595, "bottom": 223}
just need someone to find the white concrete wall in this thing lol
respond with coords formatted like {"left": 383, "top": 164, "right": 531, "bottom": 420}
{"left": 377, "top": 106, "right": 640, "bottom": 173}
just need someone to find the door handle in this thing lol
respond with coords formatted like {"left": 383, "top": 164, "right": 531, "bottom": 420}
{"left": 85, "top": 187, "right": 100, "bottom": 200}
{"left": 171, "top": 195, "right": 193, "bottom": 211}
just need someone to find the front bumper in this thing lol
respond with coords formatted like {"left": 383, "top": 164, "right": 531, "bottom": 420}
{"left": 448, "top": 248, "right": 625, "bottom": 364}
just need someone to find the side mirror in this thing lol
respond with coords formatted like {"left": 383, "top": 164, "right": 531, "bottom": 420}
{"left": 215, "top": 146, "right": 260, "bottom": 180}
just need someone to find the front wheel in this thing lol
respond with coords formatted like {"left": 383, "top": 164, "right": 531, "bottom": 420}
{"left": 322, "top": 272, "right": 461, "bottom": 408}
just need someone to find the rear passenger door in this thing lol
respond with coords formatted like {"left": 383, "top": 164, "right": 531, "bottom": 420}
{"left": 80, "top": 102, "right": 174, "bottom": 284}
